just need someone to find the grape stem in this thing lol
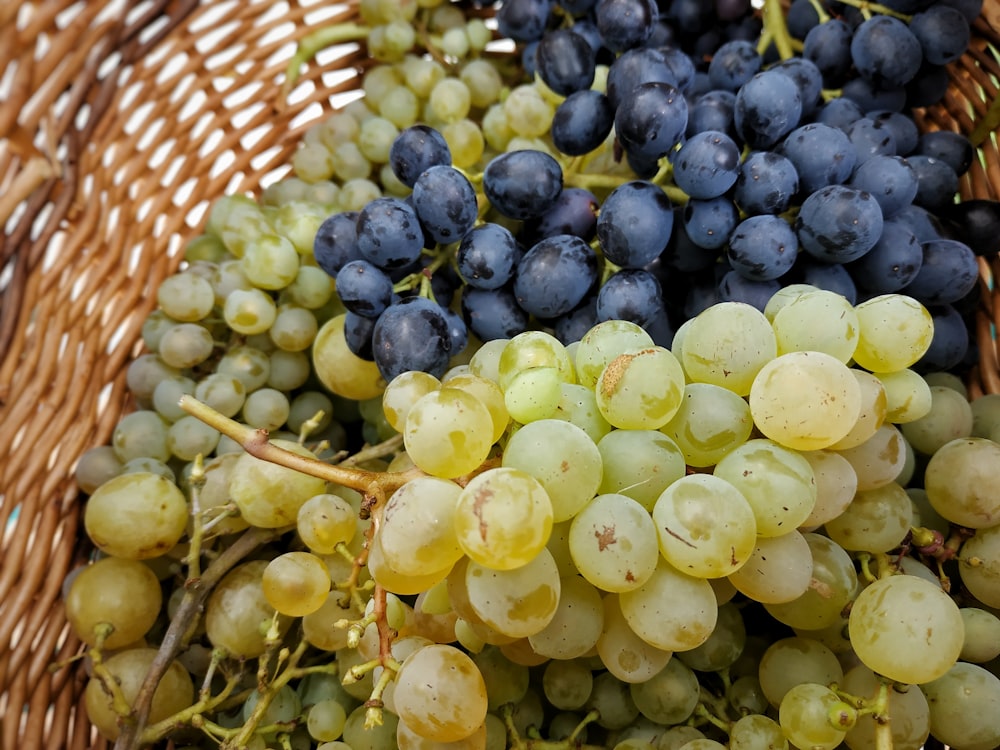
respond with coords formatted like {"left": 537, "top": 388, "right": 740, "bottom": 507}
{"left": 833, "top": 0, "right": 912, "bottom": 21}
{"left": 281, "top": 22, "right": 371, "bottom": 99}
{"left": 760, "top": 0, "right": 796, "bottom": 60}
{"left": 500, "top": 704, "right": 605, "bottom": 750}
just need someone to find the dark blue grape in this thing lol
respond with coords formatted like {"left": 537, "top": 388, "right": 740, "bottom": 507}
{"left": 905, "top": 61, "right": 951, "bottom": 108}
{"left": 786, "top": 0, "right": 822, "bottom": 39}
{"left": 483, "top": 150, "right": 563, "bottom": 221}
{"left": 851, "top": 15, "right": 922, "bottom": 88}
{"left": 356, "top": 198, "right": 424, "bottom": 270}
{"left": 686, "top": 90, "right": 737, "bottom": 140}
{"left": 461, "top": 286, "right": 529, "bottom": 341}
{"left": 606, "top": 48, "right": 679, "bottom": 110}
{"left": 846, "top": 117, "right": 897, "bottom": 165}
{"left": 797, "top": 258, "right": 858, "bottom": 304}
{"left": 514, "top": 234, "right": 598, "bottom": 317}
{"left": 902, "top": 238, "right": 979, "bottom": 306}
{"left": 814, "top": 96, "right": 864, "bottom": 131}
{"left": 643, "top": 306, "right": 675, "bottom": 348}
{"left": 614, "top": 81, "right": 689, "bottom": 162}
{"left": 869, "top": 110, "right": 920, "bottom": 155}
{"left": 553, "top": 296, "right": 599, "bottom": 345}
{"left": 916, "top": 131, "right": 974, "bottom": 176}
{"left": 770, "top": 57, "right": 824, "bottom": 116}
{"left": 389, "top": 126, "right": 451, "bottom": 188}
{"left": 441, "top": 307, "right": 469, "bottom": 356}
{"left": 796, "top": 185, "right": 884, "bottom": 263}
{"left": 908, "top": 155, "right": 960, "bottom": 213}
{"left": 372, "top": 297, "right": 452, "bottom": 380}
{"left": 536, "top": 29, "right": 597, "bottom": 95}
{"left": 910, "top": 6, "right": 971, "bottom": 65}
{"left": 411, "top": 165, "right": 477, "bottom": 245}
{"left": 596, "top": 0, "right": 658, "bottom": 52}
{"left": 524, "top": 188, "right": 599, "bottom": 243}
{"left": 683, "top": 197, "right": 739, "bottom": 251}
{"left": 734, "top": 150, "right": 799, "bottom": 216}
{"left": 596, "top": 269, "right": 663, "bottom": 326}
{"left": 313, "top": 211, "right": 361, "bottom": 277}
{"left": 497, "top": 0, "right": 553, "bottom": 42}
{"left": 685, "top": 275, "right": 722, "bottom": 317}
{"left": 596, "top": 181, "right": 674, "bottom": 268}
{"left": 660, "top": 48, "right": 696, "bottom": 93}
{"left": 734, "top": 70, "right": 802, "bottom": 149}
{"left": 685, "top": 71, "right": 714, "bottom": 100}
{"left": 892, "top": 204, "right": 947, "bottom": 243}
{"left": 847, "top": 220, "right": 922, "bottom": 293}
{"left": 717, "top": 270, "right": 780, "bottom": 311}
{"left": 727, "top": 215, "right": 798, "bottom": 281}
{"left": 916, "top": 305, "right": 969, "bottom": 372}
{"left": 707, "top": 40, "right": 762, "bottom": 92}
{"left": 456, "top": 223, "right": 519, "bottom": 290}
{"left": 848, "top": 155, "right": 918, "bottom": 218}
{"left": 559, "top": 0, "right": 599, "bottom": 15}
{"left": 569, "top": 18, "right": 604, "bottom": 52}
{"left": 779, "top": 123, "right": 856, "bottom": 194}
{"left": 803, "top": 19, "right": 854, "bottom": 86}
{"left": 941, "top": 200, "right": 1000, "bottom": 257}
{"left": 659, "top": 216, "right": 720, "bottom": 273}
{"left": 671, "top": 130, "right": 740, "bottom": 199}
{"left": 343, "top": 311, "right": 376, "bottom": 360}
{"left": 522, "top": 41, "right": 540, "bottom": 78}
{"left": 940, "top": 0, "right": 983, "bottom": 23}
{"left": 335, "top": 260, "right": 394, "bottom": 319}
{"left": 551, "top": 90, "right": 615, "bottom": 156}
{"left": 841, "top": 77, "right": 907, "bottom": 113}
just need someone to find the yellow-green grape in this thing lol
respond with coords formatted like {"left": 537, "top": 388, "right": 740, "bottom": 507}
{"left": 74, "top": 445, "right": 123, "bottom": 494}
{"left": 358, "top": 116, "right": 400, "bottom": 164}
{"left": 597, "top": 429, "right": 686, "bottom": 512}
{"left": 825, "top": 482, "right": 912, "bottom": 552}
{"left": 218, "top": 344, "right": 270, "bottom": 392}
{"left": 205, "top": 193, "right": 270, "bottom": 258}
{"left": 397, "top": 717, "right": 487, "bottom": 750}
{"left": 714, "top": 439, "right": 817, "bottom": 537}
{"left": 924, "top": 437, "right": 1000, "bottom": 529}
{"left": 156, "top": 272, "right": 215, "bottom": 322}
{"left": 286, "top": 264, "right": 335, "bottom": 310}
{"left": 158, "top": 323, "right": 214, "bottom": 369}
{"left": 466, "top": 549, "right": 561, "bottom": 638}
{"left": 229, "top": 439, "right": 327, "bottom": 527}
{"left": 166, "top": 415, "right": 220, "bottom": 461}
{"left": 749, "top": 351, "right": 862, "bottom": 451}
{"left": 65, "top": 557, "right": 162, "bottom": 649}
{"left": 877, "top": 368, "right": 936, "bottom": 427}
{"left": 482, "top": 103, "right": 513, "bottom": 151}
{"left": 112, "top": 410, "right": 171, "bottom": 464}
{"left": 297, "top": 493, "right": 357, "bottom": 555}
{"left": 429, "top": 77, "right": 472, "bottom": 124}
{"left": 900, "top": 385, "right": 974, "bottom": 455}
{"left": 727, "top": 530, "right": 812, "bottom": 604}
{"left": 393, "top": 644, "right": 489, "bottom": 742}
{"left": 652, "top": 474, "right": 757, "bottom": 578}
{"left": 575, "top": 324, "right": 655, "bottom": 392}
{"left": 442, "top": 372, "right": 509, "bottom": 443}
{"left": 596, "top": 594, "right": 673, "bottom": 683}
{"left": 960, "top": 608, "right": 1000, "bottom": 663}
{"left": 849, "top": 573, "right": 964, "bottom": 684}
{"left": 629, "top": 657, "right": 701, "bottom": 725}
{"left": 194, "top": 373, "right": 246, "bottom": 419}
{"left": 581, "top": 671, "right": 638, "bottom": 731}
{"left": 261, "top": 551, "right": 331, "bottom": 617}
{"left": 240, "top": 387, "right": 289, "bottom": 431}
{"left": 528, "top": 575, "right": 604, "bottom": 659}
{"left": 758, "top": 636, "right": 844, "bottom": 708}
{"left": 205, "top": 560, "right": 287, "bottom": 658}
{"left": 269, "top": 200, "right": 329, "bottom": 255}
{"left": 729, "top": 714, "right": 789, "bottom": 750}
{"left": 454, "top": 467, "right": 553, "bottom": 571}
{"left": 542, "top": 659, "right": 594, "bottom": 711}
{"left": 303, "top": 592, "right": 365, "bottom": 652}
{"left": 921, "top": 662, "right": 1000, "bottom": 750}
{"left": 241, "top": 234, "right": 299, "bottom": 290}
{"left": 84, "top": 649, "right": 194, "bottom": 741}
{"left": 442, "top": 118, "right": 486, "bottom": 169}
{"left": 293, "top": 143, "right": 336, "bottom": 182}
{"left": 661, "top": 382, "right": 754, "bottom": 468}
{"left": 269, "top": 305, "right": 318, "bottom": 352}
{"left": 596, "top": 346, "right": 685, "bottom": 430}
{"left": 381, "top": 477, "right": 465, "bottom": 576}
{"left": 287, "top": 390, "right": 334, "bottom": 436}
{"left": 403, "top": 55, "right": 446, "bottom": 98}
{"left": 404, "top": 387, "right": 494, "bottom": 478}
{"left": 503, "top": 85, "right": 555, "bottom": 138}
{"left": 224, "top": 288, "right": 277, "bottom": 335}
{"left": 835, "top": 423, "right": 907, "bottom": 491}
{"left": 307, "top": 699, "right": 348, "bottom": 743}
{"left": 330, "top": 142, "right": 373, "bottom": 184}
{"left": 772, "top": 290, "right": 859, "bottom": 363}
{"left": 313, "top": 314, "right": 386, "bottom": 400}
{"left": 498, "top": 330, "right": 575, "bottom": 390}
{"left": 84, "top": 472, "right": 188, "bottom": 560}
{"left": 552, "top": 382, "right": 613, "bottom": 443}
{"left": 765, "top": 533, "right": 858, "bottom": 630}
{"left": 852, "top": 294, "right": 933, "bottom": 372}
{"left": 505, "top": 366, "right": 563, "bottom": 423}
{"left": 778, "top": 683, "right": 848, "bottom": 750}
{"left": 141, "top": 310, "right": 177, "bottom": 355}
{"left": 377, "top": 85, "right": 420, "bottom": 130}
{"left": 368, "top": 531, "right": 453, "bottom": 596}
{"left": 618, "top": 558, "right": 718, "bottom": 651}
{"left": 460, "top": 59, "right": 504, "bottom": 108}
{"left": 568, "top": 493, "right": 659, "bottom": 592}
{"left": 126, "top": 354, "right": 181, "bottom": 402}
{"left": 441, "top": 25, "right": 470, "bottom": 58}
{"left": 680, "top": 601, "right": 746, "bottom": 672}
{"left": 268, "top": 349, "right": 311, "bottom": 391}
{"left": 763, "top": 284, "right": 818, "bottom": 321}
{"left": 841, "top": 665, "right": 930, "bottom": 750}
{"left": 829, "top": 370, "right": 887, "bottom": 450}
{"left": 502, "top": 419, "right": 603, "bottom": 522}
{"left": 382, "top": 371, "right": 442, "bottom": 433}
{"left": 681, "top": 302, "right": 776, "bottom": 396}
{"left": 659, "top": 727, "right": 707, "bottom": 750}
{"left": 197, "top": 453, "right": 249, "bottom": 536}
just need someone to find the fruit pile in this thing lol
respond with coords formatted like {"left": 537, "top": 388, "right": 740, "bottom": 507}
{"left": 66, "top": 0, "right": 1000, "bottom": 749}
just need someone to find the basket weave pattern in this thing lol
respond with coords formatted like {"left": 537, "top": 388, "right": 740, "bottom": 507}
{"left": 1, "top": 1, "right": 999, "bottom": 748}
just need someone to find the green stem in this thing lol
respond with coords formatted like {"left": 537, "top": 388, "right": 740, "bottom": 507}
{"left": 834, "top": 0, "right": 912, "bottom": 20}
{"left": 282, "top": 22, "right": 372, "bottom": 96}
{"left": 762, "top": 0, "right": 796, "bottom": 61}
{"left": 971, "top": 94, "right": 1000, "bottom": 148}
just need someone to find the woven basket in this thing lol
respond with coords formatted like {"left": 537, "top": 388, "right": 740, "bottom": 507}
{"left": 1, "top": 1, "right": 999, "bottom": 748}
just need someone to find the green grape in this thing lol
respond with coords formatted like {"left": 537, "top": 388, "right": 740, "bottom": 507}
{"left": 302, "top": 591, "right": 364, "bottom": 652}
{"left": 661, "top": 382, "right": 753, "bottom": 468}
{"left": 772, "top": 289, "right": 859, "bottom": 362}
{"left": 498, "top": 330, "right": 575, "bottom": 390}
{"left": 835, "top": 423, "right": 907, "bottom": 491}
{"left": 778, "top": 683, "right": 847, "bottom": 750}
{"left": 441, "top": 25, "right": 470, "bottom": 58}
{"left": 183, "top": 232, "right": 228, "bottom": 263}
{"left": 729, "top": 714, "right": 788, "bottom": 750}
{"left": 269, "top": 200, "right": 329, "bottom": 255}
{"left": 127, "top": 353, "right": 181, "bottom": 402}
{"left": 825, "top": 482, "right": 912, "bottom": 552}
{"left": 404, "top": 387, "right": 494, "bottom": 478}
{"left": 758, "top": 637, "right": 844, "bottom": 708}
{"left": 378, "top": 85, "right": 420, "bottom": 130}
{"left": 75, "top": 445, "right": 123, "bottom": 494}
{"left": 381, "top": 477, "right": 464, "bottom": 575}
{"left": 750, "top": 351, "right": 862, "bottom": 450}
{"left": 575, "top": 320, "right": 655, "bottom": 389}
{"left": 156, "top": 271, "right": 215, "bottom": 322}
{"left": 211, "top": 259, "right": 252, "bottom": 304}
{"left": 829, "top": 370, "right": 887, "bottom": 450}
{"left": 286, "top": 264, "right": 335, "bottom": 310}
{"left": 167, "top": 415, "right": 220, "bottom": 461}
{"left": 842, "top": 665, "right": 930, "bottom": 750}
{"left": 959, "top": 607, "right": 1000, "bottom": 662}
{"left": 261, "top": 551, "right": 331, "bottom": 617}
{"left": 402, "top": 55, "right": 445, "bottom": 98}
{"left": 121, "top": 457, "right": 175, "bottom": 482}
{"left": 197, "top": 453, "right": 249, "bottom": 536}
{"left": 330, "top": 141, "right": 372, "bottom": 183}
{"left": 152, "top": 375, "right": 196, "bottom": 422}
{"left": 368, "top": 531, "right": 453, "bottom": 596}
{"left": 959, "top": 521, "right": 1000, "bottom": 607}
{"left": 298, "top": 670, "right": 360, "bottom": 713}
{"left": 205, "top": 560, "right": 288, "bottom": 658}
{"left": 502, "top": 419, "right": 603, "bottom": 522}
{"left": 614, "top": 739, "right": 656, "bottom": 750}
{"left": 503, "top": 85, "right": 555, "bottom": 138}
{"left": 551, "top": 382, "right": 613, "bottom": 443}
{"left": 241, "top": 234, "right": 299, "bottom": 290}
{"left": 528, "top": 574, "right": 604, "bottom": 659}
{"left": 65, "top": 556, "right": 162, "bottom": 649}
{"left": 205, "top": 193, "right": 270, "bottom": 258}
{"left": 629, "top": 656, "right": 700, "bottom": 725}
{"left": 901, "top": 385, "right": 974, "bottom": 455}
{"left": 587, "top": 671, "right": 641, "bottom": 730}
{"left": 595, "top": 346, "right": 685, "bottom": 430}
{"left": 342, "top": 705, "right": 400, "bottom": 750}
{"left": 313, "top": 314, "right": 386, "bottom": 400}
{"left": 241, "top": 387, "right": 290, "bottom": 431}
{"left": 194, "top": 373, "right": 246, "bottom": 419}
{"left": 358, "top": 116, "right": 400, "bottom": 163}
{"left": 482, "top": 103, "right": 513, "bottom": 151}
{"left": 112, "top": 410, "right": 170, "bottom": 463}
{"left": 158, "top": 321, "right": 214, "bottom": 369}
{"left": 142, "top": 309, "right": 179, "bottom": 352}
{"left": 682, "top": 302, "right": 776, "bottom": 396}
{"left": 618, "top": 558, "right": 718, "bottom": 651}
{"left": 874, "top": 368, "right": 933, "bottom": 423}
{"left": 504, "top": 366, "right": 563, "bottom": 423}
{"left": 429, "top": 77, "right": 472, "bottom": 123}
{"left": 907, "top": 487, "right": 950, "bottom": 535}
{"left": 852, "top": 294, "right": 933, "bottom": 372}
{"left": 729, "top": 675, "right": 769, "bottom": 716}
{"left": 799, "top": 449, "right": 858, "bottom": 528}
{"left": 764, "top": 533, "right": 857, "bottom": 630}
{"left": 653, "top": 474, "right": 757, "bottom": 578}
{"left": 657, "top": 727, "right": 706, "bottom": 750}
{"left": 596, "top": 594, "right": 673, "bottom": 684}
{"left": 229, "top": 439, "right": 327, "bottom": 527}
{"left": 393, "top": 644, "right": 488, "bottom": 742}
{"left": 921, "top": 662, "right": 1000, "bottom": 750}
{"left": 242, "top": 683, "right": 301, "bottom": 728}
{"left": 677, "top": 601, "right": 746, "bottom": 672}
{"left": 443, "top": 373, "right": 510, "bottom": 444}
{"left": 267, "top": 349, "right": 310, "bottom": 391}
{"left": 307, "top": 699, "right": 348, "bottom": 742}
{"left": 853, "top": 572, "right": 962, "bottom": 685}
{"left": 465, "top": 549, "right": 560, "bottom": 638}
{"left": 597, "top": 430, "right": 685, "bottom": 512}
{"left": 727, "top": 530, "right": 813, "bottom": 604}
{"left": 713, "top": 439, "right": 817, "bottom": 537}
{"left": 971, "top": 393, "right": 1000, "bottom": 441}
{"left": 269, "top": 304, "right": 318, "bottom": 352}
{"left": 763, "top": 284, "right": 818, "bottom": 320}
{"left": 924, "top": 437, "right": 1000, "bottom": 528}
{"left": 84, "top": 649, "right": 194, "bottom": 741}
{"left": 287, "top": 390, "right": 334, "bottom": 436}
{"left": 381, "top": 371, "right": 442, "bottom": 433}
{"left": 224, "top": 288, "right": 277, "bottom": 335}
{"left": 543, "top": 659, "right": 594, "bottom": 711}
{"left": 292, "top": 143, "right": 336, "bottom": 182}
{"left": 84, "top": 472, "right": 188, "bottom": 559}
{"left": 568, "top": 493, "right": 659, "bottom": 592}
{"left": 397, "top": 717, "right": 487, "bottom": 749}
{"left": 472, "top": 645, "right": 530, "bottom": 711}
{"left": 460, "top": 59, "right": 503, "bottom": 108}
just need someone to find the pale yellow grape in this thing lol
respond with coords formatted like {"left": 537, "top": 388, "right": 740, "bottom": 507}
{"left": 481, "top": 103, "right": 513, "bottom": 151}
{"left": 397, "top": 717, "right": 487, "bottom": 750}
{"left": 825, "top": 482, "right": 911, "bottom": 553}
{"left": 502, "top": 419, "right": 603, "bottom": 522}
{"left": 157, "top": 272, "right": 215, "bottom": 322}
{"left": 528, "top": 574, "right": 604, "bottom": 659}
{"left": 596, "top": 594, "right": 673, "bottom": 683}
{"left": 241, "top": 387, "right": 290, "bottom": 431}
{"left": 382, "top": 371, "right": 441, "bottom": 432}
{"left": 575, "top": 320, "right": 654, "bottom": 389}
{"left": 778, "top": 683, "right": 847, "bottom": 750}
{"left": 772, "top": 290, "right": 859, "bottom": 362}
{"left": 901, "top": 385, "right": 974, "bottom": 455}
{"left": 368, "top": 532, "right": 453, "bottom": 596}
{"left": 403, "top": 387, "right": 494, "bottom": 478}
{"left": 337, "top": 177, "right": 382, "bottom": 210}
{"left": 378, "top": 84, "right": 420, "bottom": 130}
{"left": 269, "top": 304, "right": 318, "bottom": 352}
{"left": 471, "top": 645, "right": 530, "bottom": 711}
{"left": 630, "top": 657, "right": 701, "bottom": 725}
{"left": 229, "top": 440, "right": 327, "bottom": 527}
{"left": 303, "top": 591, "right": 364, "bottom": 652}
{"left": 714, "top": 439, "right": 817, "bottom": 537}
{"left": 330, "top": 141, "right": 372, "bottom": 182}
{"left": 269, "top": 200, "right": 329, "bottom": 255}
{"left": 241, "top": 234, "right": 299, "bottom": 290}
{"left": 503, "top": 85, "right": 555, "bottom": 138}
{"left": 504, "top": 366, "right": 562, "bottom": 422}
{"left": 460, "top": 59, "right": 504, "bottom": 108}
{"left": 206, "top": 560, "right": 289, "bottom": 658}
{"left": 440, "top": 25, "right": 470, "bottom": 59}
{"left": 799, "top": 450, "right": 858, "bottom": 528}
{"left": 729, "top": 715, "right": 788, "bottom": 750}
{"left": 454, "top": 467, "right": 553, "bottom": 570}
{"left": 466, "top": 18, "right": 491, "bottom": 51}
{"left": 727, "top": 530, "right": 812, "bottom": 604}
{"left": 381, "top": 477, "right": 464, "bottom": 575}
{"left": 959, "top": 608, "right": 1000, "bottom": 662}
{"left": 296, "top": 493, "right": 356, "bottom": 555}
{"left": 166, "top": 415, "right": 220, "bottom": 461}
{"left": 313, "top": 315, "right": 385, "bottom": 400}
{"left": 597, "top": 429, "right": 686, "bottom": 512}
{"left": 569, "top": 493, "right": 660, "bottom": 592}
{"left": 921, "top": 663, "right": 1000, "bottom": 750}
{"left": 218, "top": 344, "right": 270, "bottom": 392}
{"left": 652, "top": 474, "right": 757, "bottom": 578}
{"left": 307, "top": 699, "right": 348, "bottom": 743}
{"left": 65, "top": 557, "right": 162, "bottom": 649}
{"left": 445, "top": 372, "right": 510, "bottom": 443}
{"left": 764, "top": 533, "right": 858, "bottom": 630}
{"left": 758, "top": 636, "right": 844, "bottom": 708}
{"left": 677, "top": 601, "right": 746, "bottom": 672}
{"left": 429, "top": 77, "right": 472, "bottom": 123}
{"left": 542, "top": 659, "right": 594, "bottom": 710}
{"left": 552, "top": 382, "right": 613, "bottom": 442}
{"left": 618, "top": 558, "right": 718, "bottom": 651}
{"left": 661, "top": 382, "right": 754, "bottom": 468}
{"left": 924, "top": 437, "right": 1000, "bottom": 528}
{"left": 84, "top": 472, "right": 188, "bottom": 560}
{"left": 842, "top": 665, "right": 930, "bottom": 750}
{"left": 836, "top": 423, "right": 907, "bottom": 491}
{"left": 849, "top": 573, "right": 964, "bottom": 684}
{"left": 465, "top": 549, "right": 561, "bottom": 637}
{"left": 112, "top": 410, "right": 170, "bottom": 464}
{"left": 262, "top": 551, "right": 331, "bottom": 617}
{"left": 293, "top": 143, "right": 336, "bottom": 182}
{"left": 442, "top": 118, "right": 486, "bottom": 169}
{"left": 852, "top": 294, "right": 934, "bottom": 372}
{"left": 498, "top": 330, "right": 575, "bottom": 390}
{"left": 828, "top": 370, "right": 887, "bottom": 450}
{"left": 596, "top": 346, "right": 685, "bottom": 430}
{"left": 749, "top": 351, "right": 862, "bottom": 450}
{"left": 682, "top": 302, "right": 776, "bottom": 396}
